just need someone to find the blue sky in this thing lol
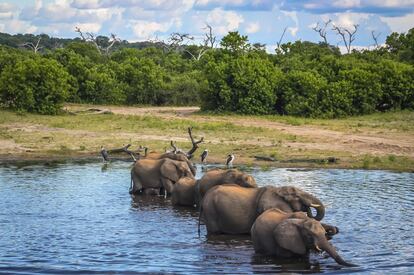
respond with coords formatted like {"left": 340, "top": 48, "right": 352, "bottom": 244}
{"left": 0, "top": 0, "right": 413, "bottom": 52}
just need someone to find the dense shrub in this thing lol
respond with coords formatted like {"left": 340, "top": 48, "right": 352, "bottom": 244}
{"left": 202, "top": 55, "right": 281, "bottom": 114}
{"left": 0, "top": 56, "right": 71, "bottom": 114}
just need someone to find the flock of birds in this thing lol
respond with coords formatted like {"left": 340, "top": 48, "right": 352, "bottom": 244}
{"left": 101, "top": 146, "right": 235, "bottom": 168}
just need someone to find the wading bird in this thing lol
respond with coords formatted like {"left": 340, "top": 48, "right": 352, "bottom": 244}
{"left": 226, "top": 154, "right": 234, "bottom": 168}
{"left": 100, "top": 146, "right": 110, "bottom": 162}
{"left": 201, "top": 149, "right": 208, "bottom": 164}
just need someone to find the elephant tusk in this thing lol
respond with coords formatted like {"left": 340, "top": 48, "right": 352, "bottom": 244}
{"left": 164, "top": 189, "right": 167, "bottom": 199}
{"left": 315, "top": 245, "right": 322, "bottom": 252}
{"left": 310, "top": 203, "right": 321, "bottom": 208}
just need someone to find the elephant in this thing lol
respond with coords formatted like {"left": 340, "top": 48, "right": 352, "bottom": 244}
{"left": 195, "top": 168, "right": 257, "bottom": 205}
{"left": 200, "top": 184, "right": 325, "bottom": 234}
{"left": 171, "top": 177, "right": 197, "bottom": 206}
{"left": 251, "top": 208, "right": 355, "bottom": 267}
{"left": 130, "top": 157, "right": 195, "bottom": 196}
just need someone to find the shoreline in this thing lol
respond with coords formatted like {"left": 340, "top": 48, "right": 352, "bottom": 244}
{"left": 1, "top": 153, "right": 412, "bottom": 173}
{"left": 1, "top": 106, "right": 413, "bottom": 172}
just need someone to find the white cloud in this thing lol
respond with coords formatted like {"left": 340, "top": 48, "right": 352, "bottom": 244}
{"left": 246, "top": 22, "right": 260, "bottom": 33}
{"left": 0, "top": 12, "right": 12, "bottom": 20}
{"left": 75, "top": 22, "right": 102, "bottom": 33}
{"left": 130, "top": 20, "right": 173, "bottom": 39}
{"left": 287, "top": 26, "right": 299, "bottom": 36}
{"left": 5, "top": 19, "right": 38, "bottom": 34}
{"left": 206, "top": 8, "right": 244, "bottom": 35}
{"left": 380, "top": 12, "right": 414, "bottom": 33}
{"left": 333, "top": 0, "right": 361, "bottom": 9}
{"left": 196, "top": 0, "right": 244, "bottom": 6}
{"left": 0, "top": 2, "right": 15, "bottom": 13}
{"left": 71, "top": 0, "right": 101, "bottom": 9}
{"left": 332, "top": 12, "right": 370, "bottom": 28}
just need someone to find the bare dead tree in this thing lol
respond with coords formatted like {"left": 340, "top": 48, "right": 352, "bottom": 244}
{"left": 105, "top": 144, "right": 140, "bottom": 162}
{"left": 312, "top": 19, "right": 332, "bottom": 44}
{"left": 21, "top": 36, "right": 43, "bottom": 54}
{"left": 75, "top": 26, "right": 120, "bottom": 55}
{"left": 204, "top": 24, "right": 216, "bottom": 48}
{"left": 371, "top": 30, "right": 381, "bottom": 48}
{"left": 167, "top": 26, "right": 216, "bottom": 61}
{"left": 332, "top": 24, "right": 359, "bottom": 54}
{"left": 186, "top": 127, "right": 204, "bottom": 158}
{"left": 276, "top": 27, "right": 287, "bottom": 52}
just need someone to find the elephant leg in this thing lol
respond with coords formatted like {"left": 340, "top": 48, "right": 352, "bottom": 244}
{"left": 321, "top": 223, "right": 339, "bottom": 239}
{"left": 161, "top": 178, "right": 174, "bottom": 198}
{"left": 130, "top": 173, "right": 143, "bottom": 194}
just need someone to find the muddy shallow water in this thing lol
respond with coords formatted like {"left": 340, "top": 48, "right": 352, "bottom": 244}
{"left": 0, "top": 162, "right": 413, "bottom": 274}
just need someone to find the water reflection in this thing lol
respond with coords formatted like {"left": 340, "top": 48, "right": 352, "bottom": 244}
{"left": 0, "top": 162, "right": 413, "bottom": 274}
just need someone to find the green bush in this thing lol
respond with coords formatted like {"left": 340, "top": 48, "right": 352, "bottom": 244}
{"left": 0, "top": 56, "right": 71, "bottom": 114}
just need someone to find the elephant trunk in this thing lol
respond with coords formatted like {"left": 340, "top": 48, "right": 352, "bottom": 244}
{"left": 305, "top": 196, "right": 325, "bottom": 221}
{"left": 318, "top": 238, "right": 357, "bottom": 267}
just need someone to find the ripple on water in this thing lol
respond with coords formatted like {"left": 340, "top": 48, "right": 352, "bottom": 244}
{"left": 0, "top": 163, "right": 413, "bottom": 274}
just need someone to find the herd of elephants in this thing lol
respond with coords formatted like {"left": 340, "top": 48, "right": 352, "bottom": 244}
{"left": 108, "top": 128, "right": 356, "bottom": 268}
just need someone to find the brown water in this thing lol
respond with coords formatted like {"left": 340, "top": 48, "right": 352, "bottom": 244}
{"left": 0, "top": 162, "right": 413, "bottom": 274}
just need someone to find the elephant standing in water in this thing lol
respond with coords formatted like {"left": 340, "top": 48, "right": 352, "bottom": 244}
{"left": 130, "top": 157, "right": 195, "bottom": 196}
{"left": 200, "top": 185, "right": 326, "bottom": 234}
{"left": 251, "top": 208, "right": 355, "bottom": 267}
{"left": 171, "top": 177, "right": 197, "bottom": 206}
{"left": 195, "top": 168, "right": 257, "bottom": 205}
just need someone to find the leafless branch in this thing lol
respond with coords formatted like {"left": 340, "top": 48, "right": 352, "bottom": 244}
{"left": 332, "top": 24, "right": 359, "bottom": 53}
{"left": 276, "top": 27, "right": 287, "bottom": 51}
{"left": 106, "top": 144, "right": 139, "bottom": 162}
{"left": 186, "top": 127, "right": 204, "bottom": 158}
{"left": 371, "top": 30, "right": 381, "bottom": 48}
{"left": 312, "top": 19, "right": 332, "bottom": 44}
{"left": 75, "top": 27, "right": 120, "bottom": 55}
{"left": 204, "top": 24, "right": 216, "bottom": 48}
{"left": 21, "top": 36, "right": 43, "bottom": 53}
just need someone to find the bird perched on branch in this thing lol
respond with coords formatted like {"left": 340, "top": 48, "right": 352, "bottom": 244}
{"left": 201, "top": 149, "right": 208, "bottom": 164}
{"left": 100, "top": 146, "right": 110, "bottom": 162}
{"left": 226, "top": 154, "right": 234, "bottom": 168}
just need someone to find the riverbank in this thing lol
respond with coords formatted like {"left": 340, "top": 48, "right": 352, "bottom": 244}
{"left": 0, "top": 105, "right": 413, "bottom": 172}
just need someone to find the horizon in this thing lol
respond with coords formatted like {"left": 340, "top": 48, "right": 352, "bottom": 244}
{"left": 0, "top": 0, "right": 413, "bottom": 53}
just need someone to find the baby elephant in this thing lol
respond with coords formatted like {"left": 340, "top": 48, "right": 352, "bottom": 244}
{"left": 251, "top": 208, "right": 355, "bottom": 267}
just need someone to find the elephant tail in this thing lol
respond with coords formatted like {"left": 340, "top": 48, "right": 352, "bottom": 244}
{"left": 198, "top": 200, "right": 204, "bottom": 237}
{"left": 129, "top": 171, "right": 134, "bottom": 194}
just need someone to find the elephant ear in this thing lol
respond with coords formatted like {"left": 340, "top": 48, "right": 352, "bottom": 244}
{"left": 273, "top": 219, "right": 306, "bottom": 255}
{"left": 160, "top": 160, "right": 180, "bottom": 183}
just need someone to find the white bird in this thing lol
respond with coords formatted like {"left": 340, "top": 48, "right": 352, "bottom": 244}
{"left": 226, "top": 154, "right": 234, "bottom": 168}
{"left": 100, "top": 146, "right": 110, "bottom": 162}
{"left": 201, "top": 149, "right": 208, "bottom": 164}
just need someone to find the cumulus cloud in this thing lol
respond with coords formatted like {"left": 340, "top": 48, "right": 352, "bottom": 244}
{"left": 380, "top": 12, "right": 414, "bottom": 33}
{"left": 129, "top": 19, "right": 179, "bottom": 40}
{"left": 195, "top": 0, "right": 273, "bottom": 10}
{"left": 205, "top": 8, "right": 244, "bottom": 35}
{"left": 245, "top": 22, "right": 260, "bottom": 33}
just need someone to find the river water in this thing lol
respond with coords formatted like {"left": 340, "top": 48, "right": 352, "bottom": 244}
{"left": 0, "top": 162, "right": 413, "bottom": 274}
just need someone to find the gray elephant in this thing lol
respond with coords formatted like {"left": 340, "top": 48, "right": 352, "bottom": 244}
{"left": 171, "top": 177, "right": 197, "bottom": 206}
{"left": 130, "top": 157, "right": 195, "bottom": 196}
{"left": 251, "top": 208, "right": 355, "bottom": 267}
{"left": 200, "top": 184, "right": 325, "bottom": 234}
{"left": 195, "top": 168, "right": 257, "bottom": 205}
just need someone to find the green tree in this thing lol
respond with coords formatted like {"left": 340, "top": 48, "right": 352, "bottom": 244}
{"left": 220, "top": 31, "right": 250, "bottom": 55}
{"left": 275, "top": 71, "right": 327, "bottom": 117}
{"left": 118, "top": 57, "right": 165, "bottom": 105}
{"left": 202, "top": 55, "right": 281, "bottom": 114}
{"left": 0, "top": 57, "right": 71, "bottom": 114}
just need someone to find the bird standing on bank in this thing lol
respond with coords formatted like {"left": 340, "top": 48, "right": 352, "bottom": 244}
{"left": 226, "top": 154, "right": 234, "bottom": 168}
{"left": 201, "top": 149, "right": 208, "bottom": 164}
{"left": 100, "top": 146, "right": 110, "bottom": 162}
